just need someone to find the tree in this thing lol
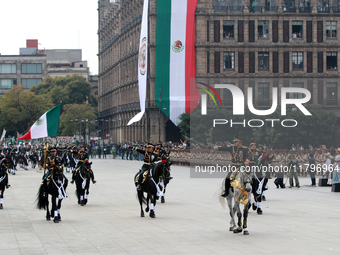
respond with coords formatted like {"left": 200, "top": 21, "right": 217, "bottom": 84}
{"left": 59, "top": 104, "right": 97, "bottom": 138}
{"left": 30, "top": 74, "right": 97, "bottom": 108}
{"left": 0, "top": 85, "right": 52, "bottom": 135}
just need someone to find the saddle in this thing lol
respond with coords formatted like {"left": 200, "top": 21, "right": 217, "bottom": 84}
{"left": 135, "top": 170, "right": 149, "bottom": 184}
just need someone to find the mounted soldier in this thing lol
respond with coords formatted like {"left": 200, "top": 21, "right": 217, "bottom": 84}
{"left": 135, "top": 143, "right": 158, "bottom": 190}
{"left": 71, "top": 145, "right": 96, "bottom": 184}
{"left": 218, "top": 136, "right": 249, "bottom": 197}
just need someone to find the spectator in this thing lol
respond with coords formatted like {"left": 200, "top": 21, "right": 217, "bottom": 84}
{"left": 307, "top": 153, "right": 316, "bottom": 186}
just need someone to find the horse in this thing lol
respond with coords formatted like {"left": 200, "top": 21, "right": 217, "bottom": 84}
{"left": 30, "top": 151, "right": 38, "bottom": 169}
{"left": 36, "top": 158, "right": 68, "bottom": 223}
{"left": 75, "top": 160, "right": 93, "bottom": 206}
{"left": 134, "top": 154, "right": 170, "bottom": 218}
{"left": 219, "top": 167, "right": 253, "bottom": 235}
{"left": 0, "top": 157, "right": 11, "bottom": 209}
{"left": 159, "top": 152, "right": 172, "bottom": 203}
{"left": 252, "top": 154, "right": 275, "bottom": 211}
{"left": 22, "top": 151, "right": 30, "bottom": 170}
{"left": 37, "top": 150, "right": 44, "bottom": 170}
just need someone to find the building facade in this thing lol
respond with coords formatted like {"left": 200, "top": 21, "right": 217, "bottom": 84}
{"left": 97, "top": 0, "right": 340, "bottom": 143}
{"left": 0, "top": 40, "right": 91, "bottom": 94}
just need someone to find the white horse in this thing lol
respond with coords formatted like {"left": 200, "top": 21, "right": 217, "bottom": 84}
{"left": 219, "top": 169, "right": 253, "bottom": 235}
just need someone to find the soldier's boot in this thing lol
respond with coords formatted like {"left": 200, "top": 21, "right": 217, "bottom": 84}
{"left": 136, "top": 172, "right": 143, "bottom": 190}
{"left": 221, "top": 178, "right": 230, "bottom": 197}
{"left": 296, "top": 179, "right": 300, "bottom": 188}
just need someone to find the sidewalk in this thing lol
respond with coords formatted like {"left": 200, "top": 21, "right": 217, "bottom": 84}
{"left": 0, "top": 159, "right": 339, "bottom": 255}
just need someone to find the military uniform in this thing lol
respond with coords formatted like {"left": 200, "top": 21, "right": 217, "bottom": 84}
{"left": 43, "top": 148, "right": 60, "bottom": 180}
{"left": 154, "top": 141, "right": 166, "bottom": 161}
{"left": 71, "top": 145, "right": 96, "bottom": 184}
{"left": 249, "top": 142, "right": 265, "bottom": 214}
{"left": 218, "top": 136, "right": 249, "bottom": 197}
{"left": 287, "top": 155, "right": 300, "bottom": 188}
{"left": 135, "top": 143, "right": 158, "bottom": 190}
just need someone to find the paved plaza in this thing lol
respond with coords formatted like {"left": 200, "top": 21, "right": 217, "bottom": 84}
{"left": 1, "top": 158, "right": 339, "bottom": 255}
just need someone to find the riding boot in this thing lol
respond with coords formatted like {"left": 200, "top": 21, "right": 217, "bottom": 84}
{"left": 221, "top": 178, "right": 230, "bottom": 197}
{"left": 137, "top": 171, "right": 143, "bottom": 190}
{"left": 90, "top": 171, "right": 96, "bottom": 184}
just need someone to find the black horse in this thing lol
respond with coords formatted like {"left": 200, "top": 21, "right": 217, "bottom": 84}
{"left": 75, "top": 160, "right": 93, "bottom": 206}
{"left": 0, "top": 157, "right": 11, "bottom": 209}
{"left": 160, "top": 152, "right": 172, "bottom": 203}
{"left": 134, "top": 154, "right": 171, "bottom": 218}
{"left": 36, "top": 158, "right": 68, "bottom": 223}
{"left": 30, "top": 151, "right": 38, "bottom": 168}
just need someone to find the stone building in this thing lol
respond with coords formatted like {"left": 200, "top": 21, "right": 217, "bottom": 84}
{"left": 97, "top": 0, "right": 340, "bottom": 143}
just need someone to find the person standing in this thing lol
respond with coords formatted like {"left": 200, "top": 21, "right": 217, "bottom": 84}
{"left": 288, "top": 154, "right": 300, "bottom": 188}
{"left": 333, "top": 148, "right": 340, "bottom": 184}
{"left": 307, "top": 153, "right": 316, "bottom": 186}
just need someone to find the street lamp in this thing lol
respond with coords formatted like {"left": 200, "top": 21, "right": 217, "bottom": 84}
{"left": 70, "top": 119, "right": 79, "bottom": 140}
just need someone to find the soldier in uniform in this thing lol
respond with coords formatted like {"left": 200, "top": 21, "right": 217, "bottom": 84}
{"left": 218, "top": 136, "right": 249, "bottom": 197}
{"left": 135, "top": 143, "right": 158, "bottom": 190}
{"left": 70, "top": 145, "right": 96, "bottom": 184}
{"left": 154, "top": 141, "right": 166, "bottom": 161}
{"left": 43, "top": 148, "right": 59, "bottom": 180}
{"left": 248, "top": 142, "right": 266, "bottom": 214}
{"left": 287, "top": 154, "right": 300, "bottom": 188}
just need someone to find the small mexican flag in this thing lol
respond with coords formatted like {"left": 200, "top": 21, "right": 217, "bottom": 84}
{"left": 18, "top": 105, "right": 61, "bottom": 140}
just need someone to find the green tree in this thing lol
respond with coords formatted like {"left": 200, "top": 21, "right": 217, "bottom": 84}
{"left": 0, "top": 85, "right": 52, "bottom": 135}
{"left": 30, "top": 74, "right": 97, "bottom": 108}
{"left": 59, "top": 103, "right": 97, "bottom": 138}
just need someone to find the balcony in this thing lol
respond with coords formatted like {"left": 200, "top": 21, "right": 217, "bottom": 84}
{"left": 249, "top": 5, "right": 262, "bottom": 13}
{"left": 265, "top": 5, "right": 278, "bottom": 12}
{"left": 333, "top": 6, "right": 340, "bottom": 13}
{"left": 229, "top": 5, "right": 243, "bottom": 13}
{"left": 283, "top": 6, "right": 296, "bottom": 12}
{"left": 299, "top": 6, "right": 312, "bottom": 13}
{"left": 318, "top": 7, "right": 330, "bottom": 13}
{"left": 214, "top": 5, "right": 228, "bottom": 13}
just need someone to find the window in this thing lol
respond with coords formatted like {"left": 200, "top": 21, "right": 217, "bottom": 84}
{"left": 224, "top": 52, "right": 235, "bottom": 70}
{"left": 299, "top": 0, "right": 311, "bottom": 13}
{"left": 21, "top": 63, "right": 42, "bottom": 74}
{"left": 250, "top": 0, "right": 261, "bottom": 13}
{"left": 258, "top": 52, "right": 269, "bottom": 70}
{"left": 283, "top": 0, "right": 296, "bottom": 12}
{"left": 222, "top": 82, "right": 234, "bottom": 106}
{"left": 326, "top": 21, "right": 337, "bottom": 38}
{"left": 21, "top": 78, "right": 42, "bottom": 88}
{"left": 214, "top": 0, "right": 227, "bottom": 13}
{"left": 292, "top": 52, "right": 304, "bottom": 70}
{"left": 0, "top": 64, "right": 17, "bottom": 74}
{"left": 223, "top": 21, "right": 234, "bottom": 38}
{"left": 334, "top": 0, "right": 340, "bottom": 13}
{"left": 292, "top": 21, "right": 303, "bottom": 38}
{"left": 318, "top": 0, "right": 330, "bottom": 12}
{"left": 265, "top": 0, "right": 277, "bottom": 12}
{"left": 326, "top": 52, "right": 337, "bottom": 70}
{"left": 0, "top": 79, "right": 16, "bottom": 89}
{"left": 230, "top": 0, "right": 242, "bottom": 13}
{"left": 258, "top": 83, "right": 270, "bottom": 106}
{"left": 326, "top": 82, "right": 338, "bottom": 105}
{"left": 258, "top": 21, "right": 269, "bottom": 39}
{"left": 292, "top": 82, "right": 304, "bottom": 99}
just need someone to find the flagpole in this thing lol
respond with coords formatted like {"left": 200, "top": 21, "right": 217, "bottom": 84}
{"left": 43, "top": 142, "right": 49, "bottom": 176}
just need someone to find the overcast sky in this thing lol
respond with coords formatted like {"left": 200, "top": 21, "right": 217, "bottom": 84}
{"left": 0, "top": 0, "right": 99, "bottom": 75}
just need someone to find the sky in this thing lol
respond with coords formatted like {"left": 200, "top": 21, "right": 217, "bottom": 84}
{"left": 0, "top": 0, "right": 99, "bottom": 75}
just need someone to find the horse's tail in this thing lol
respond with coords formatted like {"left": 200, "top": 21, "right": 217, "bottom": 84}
{"left": 36, "top": 183, "right": 47, "bottom": 210}
{"left": 217, "top": 180, "right": 226, "bottom": 209}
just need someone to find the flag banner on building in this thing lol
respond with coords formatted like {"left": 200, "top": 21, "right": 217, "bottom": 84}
{"left": 127, "top": 0, "right": 149, "bottom": 126}
{"left": 155, "top": 0, "right": 200, "bottom": 126}
{"left": 17, "top": 105, "right": 61, "bottom": 140}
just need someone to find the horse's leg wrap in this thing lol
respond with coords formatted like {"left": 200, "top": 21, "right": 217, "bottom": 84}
{"left": 243, "top": 219, "right": 247, "bottom": 229}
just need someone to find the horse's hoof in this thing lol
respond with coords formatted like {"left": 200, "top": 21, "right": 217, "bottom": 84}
{"left": 161, "top": 197, "right": 165, "bottom": 203}
{"left": 78, "top": 200, "right": 80, "bottom": 204}
{"left": 141, "top": 212, "right": 145, "bottom": 217}
{"left": 243, "top": 230, "right": 249, "bottom": 235}
{"left": 145, "top": 207, "right": 149, "bottom": 212}
{"left": 81, "top": 203, "right": 85, "bottom": 206}
{"left": 46, "top": 217, "right": 51, "bottom": 221}
{"left": 57, "top": 215, "right": 61, "bottom": 221}
{"left": 233, "top": 229, "right": 242, "bottom": 234}
{"left": 149, "top": 211, "right": 156, "bottom": 218}
{"left": 53, "top": 218, "right": 59, "bottom": 223}
{"left": 0, "top": 204, "right": 3, "bottom": 209}
{"left": 229, "top": 227, "right": 234, "bottom": 231}
{"left": 84, "top": 199, "right": 88, "bottom": 205}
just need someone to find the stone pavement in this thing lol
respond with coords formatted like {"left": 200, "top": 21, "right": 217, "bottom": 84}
{"left": 1, "top": 158, "right": 339, "bottom": 255}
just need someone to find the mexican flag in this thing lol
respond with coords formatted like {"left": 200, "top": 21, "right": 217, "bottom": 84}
{"left": 18, "top": 105, "right": 61, "bottom": 140}
{"left": 155, "top": 0, "right": 200, "bottom": 126}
